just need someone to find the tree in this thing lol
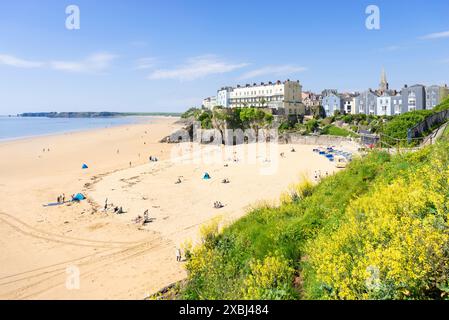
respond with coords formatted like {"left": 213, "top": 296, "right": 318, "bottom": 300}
{"left": 305, "top": 119, "right": 319, "bottom": 133}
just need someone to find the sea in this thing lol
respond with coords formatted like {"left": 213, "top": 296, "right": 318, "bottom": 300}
{"left": 0, "top": 116, "right": 149, "bottom": 142}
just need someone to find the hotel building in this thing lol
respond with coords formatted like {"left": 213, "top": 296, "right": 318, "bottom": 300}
{"left": 204, "top": 80, "right": 305, "bottom": 116}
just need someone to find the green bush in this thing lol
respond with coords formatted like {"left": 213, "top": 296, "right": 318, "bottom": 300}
{"left": 382, "top": 110, "right": 432, "bottom": 145}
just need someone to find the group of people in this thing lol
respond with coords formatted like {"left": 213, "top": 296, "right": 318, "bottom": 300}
{"left": 214, "top": 201, "right": 224, "bottom": 209}
{"left": 313, "top": 170, "right": 329, "bottom": 182}
{"left": 56, "top": 194, "right": 66, "bottom": 204}
{"left": 113, "top": 206, "right": 125, "bottom": 214}
{"left": 149, "top": 156, "right": 158, "bottom": 162}
{"left": 221, "top": 178, "right": 230, "bottom": 184}
{"left": 133, "top": 209, "right": 152, "bottom": 225}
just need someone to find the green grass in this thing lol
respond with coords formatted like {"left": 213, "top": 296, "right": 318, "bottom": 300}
{"left": 442, "top": 122, "right": 449, "bottom": 138}
{"left": 321, "top": 125, "right": 359, "bottom": 138}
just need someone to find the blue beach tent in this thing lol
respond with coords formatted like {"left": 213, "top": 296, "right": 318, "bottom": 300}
{"left": 203, "top": 172, "right": 211, "bottom": 180}
{"left": 72, "top": 193, "right": 86, "bottom": 201}
{"left": 82, "top": 164, "right": 89, "bottom": 169}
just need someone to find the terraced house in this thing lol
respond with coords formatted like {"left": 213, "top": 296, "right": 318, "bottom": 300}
{"left": 321, "top": 89, "right": 343, "bottom": 117}
{"left": 204, "top": 80, "right": 305, "bottom": 116}
{"left": 426, "top": 84, "right": 449, "bottom": 109}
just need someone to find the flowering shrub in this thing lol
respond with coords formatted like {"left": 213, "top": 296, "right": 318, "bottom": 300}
{"left": 243, "top": 255, "right": 296, "bottom": 300}
{"left": 305, "top": 142, "right": 449, "bottom": 299}
{"left": 182, "top": 139, "right": 449, "bottom": 300}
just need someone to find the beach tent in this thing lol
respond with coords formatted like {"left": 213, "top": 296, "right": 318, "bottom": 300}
{"left": 72, "top": 193, "right": 86, "bottom": 201}
{"left": 203, "top": 172, "right": 211, "bottom": 180}
{"left": 82, "top": 164, "right": 89, "bottom": 169}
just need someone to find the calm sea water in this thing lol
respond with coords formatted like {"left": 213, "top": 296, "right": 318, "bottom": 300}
{"left": 0, "top": 116, "right": 148, "bottom": 141}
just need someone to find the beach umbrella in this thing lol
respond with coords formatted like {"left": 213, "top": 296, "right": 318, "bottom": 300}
{"left": 82, "top": 164, "right": 88, "bottom": 169}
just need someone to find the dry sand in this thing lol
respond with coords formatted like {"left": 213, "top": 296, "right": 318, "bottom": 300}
{"left": 0, "top": 117, "right": 352, "bottom": 299}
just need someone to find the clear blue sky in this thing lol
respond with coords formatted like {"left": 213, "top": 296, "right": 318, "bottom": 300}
{"left": 0, "top": 0, "right": 448, "bottom": 114}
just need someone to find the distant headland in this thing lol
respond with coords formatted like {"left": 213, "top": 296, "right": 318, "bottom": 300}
{"left": 18, "top": 112, "right": 181, "bottom": 118}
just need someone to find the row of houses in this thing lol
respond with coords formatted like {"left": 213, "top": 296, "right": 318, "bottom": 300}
{"left": 319, "top": 70, "right": 449, "bottom": 117}
{"left": 202, "top": 70, "right": 449, "bottom": 119}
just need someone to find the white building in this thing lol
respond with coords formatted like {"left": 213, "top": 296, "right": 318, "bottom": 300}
{"left": 217, "top": 87, "right": 233, "bottom": 108}
{"left": 202, "top": 96, "right": 217, "bottom": 110}
{"left": 377, "top": 93, "right": 392, "bottom": 116}
{"left": 228, "top": 80, "right": 304, "bottom": 115}
{"left": 392, "top": 95, "right": 404, "bottom": 115}
{"left": 341, "top": 93, "right": 358, "bottom": 114}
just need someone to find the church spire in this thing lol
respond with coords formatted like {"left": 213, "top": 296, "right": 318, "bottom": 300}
{"left": 379, "top": 67, "right": 389, "bottom": 93}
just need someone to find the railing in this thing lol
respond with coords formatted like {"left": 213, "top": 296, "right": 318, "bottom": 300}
{"left": 407, "top": 109, "right": 449, "bottom": 143}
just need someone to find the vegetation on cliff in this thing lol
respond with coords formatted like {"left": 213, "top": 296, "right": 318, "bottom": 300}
{"left": 181, "top": 133, "right": 449, "bottom": 300}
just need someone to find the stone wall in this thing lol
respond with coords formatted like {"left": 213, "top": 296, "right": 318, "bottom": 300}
{"left": 279, "top": 133, "right": 361, "bottom": 149}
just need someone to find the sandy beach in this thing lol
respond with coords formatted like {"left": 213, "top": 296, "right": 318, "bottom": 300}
{"left": 0, "top": 117, "right": 351, "bottom": 299}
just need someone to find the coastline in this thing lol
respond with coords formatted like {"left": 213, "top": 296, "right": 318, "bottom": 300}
{"left": 0, "top": 118, "right": 346, "bottom": 299}
{"left": 0, "top": 115, "right": 177, "bottom": 144}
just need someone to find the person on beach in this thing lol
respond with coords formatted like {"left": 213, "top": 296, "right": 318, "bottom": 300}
{"left": 57, "top": 195, "right": 60, "bottom": 203}
{"left": 176, "top": 248, "right": 182, "bottom": 262}
{"left": 62, "top": 194, "right": 65, "bottom": 203}
{"left": 104, "top": 198, "right": 108, "bottom": 211}
{"left": 142, "top": 210, "right": 151, "bottom": 225}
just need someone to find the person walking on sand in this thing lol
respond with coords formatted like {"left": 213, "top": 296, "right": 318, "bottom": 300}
{"left": 62, "top": 194, "right": 65, "bottom": 203}
{"left": 104, "top": 198, "right": 108, "bottom": 211}
{"left": 176, "top": 248, "right": 182, "bottom": 262}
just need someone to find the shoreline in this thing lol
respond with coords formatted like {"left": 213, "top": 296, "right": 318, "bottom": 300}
{"left": 0, "top": 115, "right": 179, "bottom": 144}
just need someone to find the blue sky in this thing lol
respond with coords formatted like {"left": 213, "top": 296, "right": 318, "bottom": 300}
{"left": 0, "top": 0, "right": 448, "bottom": 114}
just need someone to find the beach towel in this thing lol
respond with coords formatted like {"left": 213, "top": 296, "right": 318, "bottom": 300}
{"left": 42, "top": 202, "right": 64, "bottom": 207}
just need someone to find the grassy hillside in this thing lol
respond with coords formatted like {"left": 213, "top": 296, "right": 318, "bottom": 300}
{"left": 381, "top": 96, "right": 449, "bottom": 145}
{"left": 181, "top": 136, "right": 449, "bottom": 300}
